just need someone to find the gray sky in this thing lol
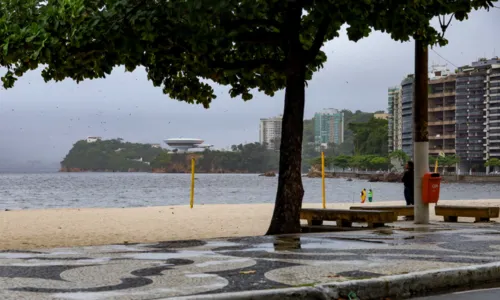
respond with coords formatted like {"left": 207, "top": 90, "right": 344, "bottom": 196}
{"left": 1, "top": 9, "right": 500, "bottom": 166}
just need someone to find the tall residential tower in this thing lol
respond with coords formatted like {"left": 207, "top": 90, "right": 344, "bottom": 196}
{"left": 401, "top": 75, "right": 415, "bottom": 158}
{"left": 455, "top": 58, "right": 500, "bottom": 170}
{"left": 388, "top": 86, "right": 402, "bottom": 153}
{"left": 428, "top": 65, "right": 457, "bottom": 157}
{"left": 259, "top": 115, "right": 283, "bottom": 150}
{"left": 314, "top": 108, "right": 344, "bottom": 150}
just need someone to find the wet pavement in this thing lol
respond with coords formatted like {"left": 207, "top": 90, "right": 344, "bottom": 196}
{"left": 414, "top": 287, "right": 500, "bottom": 299}
{"left": 2, "top": 222, "right": 500, "bottom": 299}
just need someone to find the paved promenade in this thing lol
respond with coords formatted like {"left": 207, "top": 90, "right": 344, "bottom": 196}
{"left": 2, "top": 222, "right": 500, "bottom": 299}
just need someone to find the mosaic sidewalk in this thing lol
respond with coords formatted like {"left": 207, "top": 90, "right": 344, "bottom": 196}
{"left": 2, "top": 222, "right": 500, "bottom": 299}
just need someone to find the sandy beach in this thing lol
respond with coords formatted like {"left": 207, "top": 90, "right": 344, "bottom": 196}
{"left": 1, "top": 199, "right": 500, "bottom": 250}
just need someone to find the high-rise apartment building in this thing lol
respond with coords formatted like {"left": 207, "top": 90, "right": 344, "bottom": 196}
{"left": 388, "top": 87, "right": 402, "bottom": 153}
{"left": 259, "top": 115, "right": 282, "bottom": 150}
{"left": 428, "top": 66, "right": 457, "bottom": 157}
{"left": 389, "top": 57, "right": 500, "bottom": 172}
{"left": 314, "top": 108, "right": 344, "bottom": 150}
{"left": 401, "top": 75, "right": 414, "bottom": 158}
{"left": 455, "top": 58, "right": 500, "bottom": 170}
{"left": 484, "top": 61, "right": 500, "bottom": 164}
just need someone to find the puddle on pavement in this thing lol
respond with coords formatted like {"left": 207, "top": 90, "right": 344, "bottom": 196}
{"left": 233, "top": 236, "right": 389, "bottom": 252}
{"left": 396, "top": 227, "right": 453, "bottom": 233}
{"left": 125, "top": 250, "right": 220, "bottom": 260}
{"left": 0, "top": 253, "right": 39, "bottom": 259}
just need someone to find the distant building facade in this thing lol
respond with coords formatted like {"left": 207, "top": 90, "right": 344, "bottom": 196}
{"left": 388, "top": 57, "right": 500, "bottom": 172}
{"left": 428, "top": 65, "right": 456, "bottom": 158}
{"left": 259, "top": 115, "right": 283, "bottom": 150}
{"left": 374, "top": 113, "right": 389, "bottom": 120}
{"left": 86, "top": 136, "right": 102, "bottom": 143}
{"left": 388, "top": 86, "right": 402, "bottom": 153}
{"left": 401, "top": 75, "right": 414, "bottom": 158}
{"left": 484, "top": 61, "right": 500, "bottom": 166}
{"left": 314, "top": 108, "right": 344, "bottom": 150}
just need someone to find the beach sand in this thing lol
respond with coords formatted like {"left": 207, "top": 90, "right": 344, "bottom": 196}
{"left": 1, "top": 199, "right": 500, "bottom": 250}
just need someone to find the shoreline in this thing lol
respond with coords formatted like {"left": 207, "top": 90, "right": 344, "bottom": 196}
{"left": 1, "top": 199, "right": 500, "bottom": 251}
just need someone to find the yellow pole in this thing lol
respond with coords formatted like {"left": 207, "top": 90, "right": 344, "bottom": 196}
{"left": 190, "top": 157, "right": 195, "bottom": 208}
{"left": 434, "top": 159, "right": 438, "bottom": 173}
{"left": 321, "top": 152, "right": 326, "bottom": 209}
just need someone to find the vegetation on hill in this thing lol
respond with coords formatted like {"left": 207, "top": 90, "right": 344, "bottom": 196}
{"left": 61, "top": 139, "right": 165, "bottom": 172}
{"left": 61, "top": 139, "right": 278, "bottom": 173}
{"left": 349, "top": 117, "right": 388, "bottom": 157}
{"left": 307, "top": 116, "right": 390, "bottom": 171}
{"left": 301, "top": 110, "right": 376, "bottom": 171}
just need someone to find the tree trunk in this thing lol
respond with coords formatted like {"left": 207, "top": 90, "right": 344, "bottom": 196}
{"left": 413, "top": 39, "right": 430, "bottom": 224}
{"left": 266, "top": 63, "right": 306, "bottom": 235}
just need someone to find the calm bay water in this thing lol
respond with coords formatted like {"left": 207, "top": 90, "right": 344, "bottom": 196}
{"left": 0, "top": 173, "right": 497, "bottom": 210}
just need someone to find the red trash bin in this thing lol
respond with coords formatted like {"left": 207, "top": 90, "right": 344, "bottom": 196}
{"left": 422, "top": 172, "right": 441, "bottom": 204}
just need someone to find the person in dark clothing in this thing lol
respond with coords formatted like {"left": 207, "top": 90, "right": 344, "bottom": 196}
{"left": 402, "top": 161, "right": 414, "bottom": 206}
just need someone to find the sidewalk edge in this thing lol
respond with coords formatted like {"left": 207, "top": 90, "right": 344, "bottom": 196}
{"left": 167, "top": 261, "right": 500, "bottom": 299}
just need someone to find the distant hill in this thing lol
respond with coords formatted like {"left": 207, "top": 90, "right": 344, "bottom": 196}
{"left": 60, "top": 138, "right": 279, "bottom": 173}
{"left": 60, "top": 138, "right": 165, "bottom": 172}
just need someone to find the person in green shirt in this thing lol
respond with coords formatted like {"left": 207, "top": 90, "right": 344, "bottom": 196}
{"left": 368, "top": 189, "right": 373, "bottom": 202}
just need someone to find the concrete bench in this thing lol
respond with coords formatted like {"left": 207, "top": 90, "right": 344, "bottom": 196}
{"left": 300, "top": 208, "right": 395, "bottom": 228}
{"left": 435, "top": 205, "right": 500, "bottom": 223}
{"left": 350, "top": 205, "right": 413, "bottom": 219}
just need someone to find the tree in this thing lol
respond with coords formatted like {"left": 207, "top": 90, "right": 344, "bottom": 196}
{"left": 429, "top": 155, "right": 460, "bottom": 174}
{"left": 485, "top": 158, "right": 500, "bottom": 167}
{"left": 349, "top": 117, "right": 388, "bottom": 156}
{"left": 390, "top": 150, "right": 409, "bottom": 169}
{"left": 332, "top": 155, "right": 350, "bottom": 171}
{"left": 370, "top": 156, "right": 389, "bottom": 170}
{"left": 1, "top": 0, "right": 496, "bottom": 234}
{"left": 151, "top": 152, "right": 171, "bottom": 169}
{"left": 485, "top": 158, "right": 500, "bottom": 172}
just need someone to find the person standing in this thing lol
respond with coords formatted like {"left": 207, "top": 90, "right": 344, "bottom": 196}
{"left": 360, "top": 188, "right": 367, "bottom": 203}
{"left": 402, "top": 161, "right": 414, "bottom": 206}
{"left": 368, "top": 189, "right": 373, "bottom": 202}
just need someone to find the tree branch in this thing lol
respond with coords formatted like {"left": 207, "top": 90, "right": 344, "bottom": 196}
{"left": 209, "top": 58, "right": 285, "bottom": 71}
{"left": 305, "top": 16, "right": 330, "bottom": 64}
{"left": 221, "top": 18, "right": 281, "bottom": 29}
{"left": 438, "top": 13, "right": 454, "bottom": 38}
{"left": 233, "top": 31, "right": 284, "bottom": 45}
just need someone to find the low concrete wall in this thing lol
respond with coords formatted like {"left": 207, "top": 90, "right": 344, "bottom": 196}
{"left": 323, "top": 172, "right": 500, "bottom": 183}
{"left": 442, "top": 174, "right": 500, "bottom": 183}
{"left": 170, "top": 262, "right": 500, "bottom": 300}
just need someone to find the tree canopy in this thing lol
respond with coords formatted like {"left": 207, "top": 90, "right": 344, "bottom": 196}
{"left": 389, "top": 150, "right": 410, "bottom": 169}
{"left": 1, "top": 0, "right": 496, "bottom": 234}
{"left": 349, "top": 117, "right": 388, "bottom": 157}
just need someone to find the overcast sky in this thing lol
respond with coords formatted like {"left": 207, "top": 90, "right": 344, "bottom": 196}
{"left": 1, "top": 9, "right": 500, "bottom": 166}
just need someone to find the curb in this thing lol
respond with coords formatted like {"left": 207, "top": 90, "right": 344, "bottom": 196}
{"left": 167, "top": 261, "right": 500, "bottom": 299}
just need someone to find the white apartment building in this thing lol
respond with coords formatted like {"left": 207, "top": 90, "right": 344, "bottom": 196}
{"left": 387, "top": 87, "right": 402, "bottom": 153}
{"left": 86, "top": 136, "right": 102, "bottom": 143}
{"left": 485, "top": 62, "right": 500, "bottom": 162}
{"left": 259, "top": 115, "right": 282, "bottom": 150}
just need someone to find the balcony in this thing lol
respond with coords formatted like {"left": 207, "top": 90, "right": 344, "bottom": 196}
{"left": 428, "top": 105, "right": 456, "bottom": 112}
{"left": 429, "top": 149, "right": 456, "bottom": 154}
{"left": 428, "top": 120, "right": 456, "bottom": 126}
{"left": 428, "top": 91, "right": 456, "bottom": 99}
{"left": 429, "top": 134, "right": 456, "bottom": 140}
{"left": 429, "top": 77, "right": 456, "bottom": 84}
